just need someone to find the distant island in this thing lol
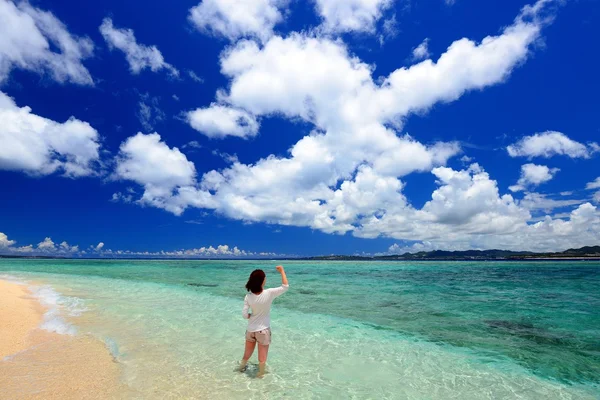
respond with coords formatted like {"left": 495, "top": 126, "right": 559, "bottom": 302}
{"left": 308, "top": 246, "right": 600, "bottom": 261}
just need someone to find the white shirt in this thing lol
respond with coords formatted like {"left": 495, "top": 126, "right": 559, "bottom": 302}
{"left": 243, "top": 285, "right": 289, "bottom": 332}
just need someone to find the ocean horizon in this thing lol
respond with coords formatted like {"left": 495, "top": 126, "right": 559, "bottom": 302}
{"left": 1, "top": 259, "right": 599, "bottom": 399}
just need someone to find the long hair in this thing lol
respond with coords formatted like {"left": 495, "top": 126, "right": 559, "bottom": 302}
{"left": 246, "top": 269, "right": 265, "bottom": 294}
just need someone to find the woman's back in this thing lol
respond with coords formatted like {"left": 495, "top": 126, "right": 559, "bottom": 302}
{"left": 244, "top": 286, "right": 288, "bottom": 332}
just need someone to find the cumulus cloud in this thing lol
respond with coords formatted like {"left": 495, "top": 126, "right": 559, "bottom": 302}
{"left": 314, "top": 0, "right": 394, "bottom": 34}
{"left": 188, "top": 0, "right": 287, "bottom": 42}
{"left": 37, "top": 237, "right": 55, "bottom": 250}
{"left": 115, "top": 0, "right": 596, "bottom": 252}
{"left": 388, "top": 241, "right": 446, "bottom": 254}
{"left": 0, "top": 234, "right": 79, "bottom": 254}
{"left": 0, "top": 0, "right": 94, "bottom": 85}
{"left": 186, "top": 104, "right": 259, "bottom": 139}
{"left": 92, "top": 243, "right": 278, "bottom": 258}
{"left": 412, "top": 38, "right": 430, "bottom": 61}
{"left": 507, "top": 131, "right": 598, "bottom": 159}
{"left": 0, "top": 231, "right": 274, "bottom": 258}
{"left": 509, "top": 163, "right": 559, "bottom": 192}
{"left": 0, "top": 232, "right": 16, "bottom": 248}
{"left": 99, "top": 18, "right": 178, "bottom": 76}
{"left": 136, "top": 244, "right": 255, "bottom": 257}
{"left": 0, "top": 91, "right": 101, "bottom": 177}
{"left": 594, "top": 192, "right": 600, "bottom": 204}
{"left": 586, "top": 177, "right": 600, "bottom": 190}
{"left": 113, "top": 132, "right": 211, "bottom": 215}
{"left": 387, "top": 202, "right": 600, "bottom": 253}
{"left": 184, "top": 0, "right": 551, "bottom": 226}
{"left": 0, "top": 232, "right": 81, "bottom": 255}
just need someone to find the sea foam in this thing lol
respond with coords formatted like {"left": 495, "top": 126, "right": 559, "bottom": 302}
{"left": 29, "top": 284, "right": 87, "bottom": 336}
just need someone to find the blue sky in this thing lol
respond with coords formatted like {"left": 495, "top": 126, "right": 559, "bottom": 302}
{"left": 1, "top": 0, "right": 599, "bottom": 257}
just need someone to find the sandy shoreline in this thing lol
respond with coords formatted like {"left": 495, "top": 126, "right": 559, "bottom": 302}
{"left": 0, "top": 279, "right": 129, "bottom": 399}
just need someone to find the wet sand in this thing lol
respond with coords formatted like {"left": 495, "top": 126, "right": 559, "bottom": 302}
{"left": 0, "top": 280, "right": 129, "bottom": 399}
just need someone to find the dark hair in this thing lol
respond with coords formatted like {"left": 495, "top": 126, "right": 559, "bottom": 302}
{"left": 246, "top": 269, "right": 266, "bottom": 294}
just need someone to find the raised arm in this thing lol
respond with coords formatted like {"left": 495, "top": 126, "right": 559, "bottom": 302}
{"left": 267, "top": 266, "right": 289, "bottom": 298}
{"left": 276, "top": 265, "right": 289, "bottom": 286}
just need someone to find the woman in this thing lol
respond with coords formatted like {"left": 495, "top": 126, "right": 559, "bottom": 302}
{"left": 240, "top": 265, "right": 289, "bottom": 377}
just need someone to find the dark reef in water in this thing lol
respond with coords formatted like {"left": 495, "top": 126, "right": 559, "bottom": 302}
{"left": 187, "top": 283, "right": 219, "bottom": 287}
{"left": 485, "top": 320, "right": 569, "bottom": 346}
{"left": 297, "top": 289, "right": 317, "bottom": 295}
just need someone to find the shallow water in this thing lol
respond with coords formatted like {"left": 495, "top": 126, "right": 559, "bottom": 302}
{"left": 1, "top": 259, "right": 599, "bottom": 399}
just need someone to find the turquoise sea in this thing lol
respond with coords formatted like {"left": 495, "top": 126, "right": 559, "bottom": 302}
{"left": 1, "top": 259, "right": 599, "bottom": 399}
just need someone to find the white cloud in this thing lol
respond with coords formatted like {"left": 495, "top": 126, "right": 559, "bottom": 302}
{"left": 188, "top": 0, "right": 287, "bottom": 42}
{"left": 412, "top": 38, "right": 430, "bottom": 61}
{"left": 518, "top": 192, "right": 584, "bottom": 212}
{"left": 0, "top": 236, "right": 82, "bottom": 254}
{"left": 0, "top": 91, "right": 101, "bottom": 177}
{"left": 113, "top": 132, "right": 211, "bottom": 215}
{"left": 116, "top": 0, "right": 598, "bottom": 252}
{"left": 509, "top": 163, "right": 559, "bottom": 192}
{"left": 99, "top": 18, "right": 178, "bottom": 76}
{"left": 594, "top": 192, "right": 600, "bottom": 204}
{"left": 186, "top": 104, "right": 259, "bottom": 139}
{"left": 378, "top": 14, "right": 398, "bottom": 45}
{"left": 37, "top": 237, "right": 55, "bottom": 250}
{"left": 418, "top": 164, "right": 529, "bottom": 228}
{"left": 188, "top": 70, "right": 204, "bottom": 83}
{"left": 59, "top": 241, "right": 78, "bottom": 252}
{"left": 185, "top": 0, "right": 550, "bottom": 227}
{"left": 94, "top": 243, "right": 278, "bottom": 258}
{"left": 0, "top": 231, "right": 274, "bottom": 258}
{"left": 314, "top": 0, "right": 394, "bottom": 34}
{"left": 212, "top": 150, "right": 239, "bottom": 163}
{"left": 507, "top": 131, "right": 598, "bottom": 159}
{"left": 586, "top": 177, "right": 600, "bottom": 190}
{"left": 445, "top": 0, "right": 456, "bottom": 5}
{"left": 111, "top": 192, "right": 133, "bottom": 203}
{"left": 0, "top": 232, "right": 16, "bottom": 248}
{"left": 388, "top": 241, "right": 445, "bottom": 254}
{"left": 0, "top": 0, "right": 94, "bottom": 85}
{"left": 183, "top": 141, "right": 202, "bottom": 150}
{"left": 137, "top": 94, "right": 165, "bottom": 132}
{"left": 386, "top": 202, "right": 600, "bottom": 253}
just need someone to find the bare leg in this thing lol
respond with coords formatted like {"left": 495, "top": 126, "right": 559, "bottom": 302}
{"left": 240, "top": 340, "right": 256, "bottom": 371}
{"left": 257, "top": 344, "right": 269, "bottom": 378}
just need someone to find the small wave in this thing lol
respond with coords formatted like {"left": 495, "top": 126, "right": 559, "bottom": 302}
{"left": 0, "top": 274, "right": 27, "bottom": 285}
{"left": 30, "top": 285, "right": 87, "bottom": 336}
